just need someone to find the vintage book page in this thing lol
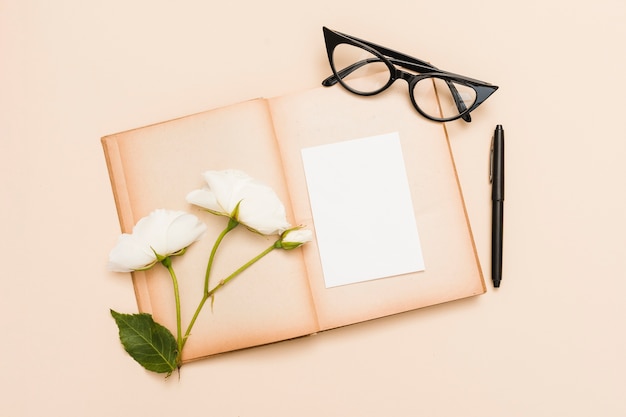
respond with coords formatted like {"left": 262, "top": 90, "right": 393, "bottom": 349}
{"left": 102, "top": 100, "right": 319, "bottom": 361}
{"left": 269, "top": 84, "right": 485, "bottom": 330}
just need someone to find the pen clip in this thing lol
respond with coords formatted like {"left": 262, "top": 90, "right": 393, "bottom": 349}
{"left": 489, "top": 136, "right": 494, "bottom": 183}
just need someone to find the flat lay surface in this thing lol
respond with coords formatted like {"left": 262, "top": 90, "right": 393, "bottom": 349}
{"left": 2, "top": 1, "right": 625, "bottom": 416}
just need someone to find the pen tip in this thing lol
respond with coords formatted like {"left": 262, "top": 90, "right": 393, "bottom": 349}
{"left": 496, "top": 124, "right": 503, "bottom": 130}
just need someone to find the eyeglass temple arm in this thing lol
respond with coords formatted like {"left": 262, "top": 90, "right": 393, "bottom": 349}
{"left": 340, "top": 31, "right": 439, "bottom": 71}
{"left": 322, "top": 57, "right": 471, "bottom": 122}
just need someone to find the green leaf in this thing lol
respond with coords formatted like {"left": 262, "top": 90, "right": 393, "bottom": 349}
{"left": 110, "top": 309, "right": 178, "bottom": 375}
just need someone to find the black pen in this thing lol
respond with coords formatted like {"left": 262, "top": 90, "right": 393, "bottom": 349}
{"left": 490, "top": 125, "right": 505, "bottom": 288}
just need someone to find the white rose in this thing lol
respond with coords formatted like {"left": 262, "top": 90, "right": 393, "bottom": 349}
{"left": 108, "top": 209, "right": 207, "bottom": 272}
{"left": 186, "top": 169, "right": 291, "bottom": 235}
{"left": 278, "top": 227, "right": 313, "bottom": 250}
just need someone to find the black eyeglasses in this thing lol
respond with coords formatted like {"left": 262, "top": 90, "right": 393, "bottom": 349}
{"left": 321, "top": 27, "right": 498, "bottom": 123}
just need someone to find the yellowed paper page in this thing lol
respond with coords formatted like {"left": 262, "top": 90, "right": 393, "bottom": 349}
{"left": 102, "top": 99, "right": 319, "bottom": 361}
{"left": 269, "top": 84, "right": 485, "bottom": 330}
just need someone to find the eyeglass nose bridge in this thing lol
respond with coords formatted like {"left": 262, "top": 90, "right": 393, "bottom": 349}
{"left": 395, "top": 69, "right": 415, "bottom": 84}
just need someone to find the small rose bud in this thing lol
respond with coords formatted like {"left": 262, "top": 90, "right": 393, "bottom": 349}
{"left": 277, "top": 228, "right": 313, "bottom": 250}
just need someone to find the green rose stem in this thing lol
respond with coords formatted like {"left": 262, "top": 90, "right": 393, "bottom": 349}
{"left": 181, "top": 239, "right": 280, "bottom": 352}
{"left": 181, "top": 207, "right": 240, "bottom": 351}
{"left": 203, "top": 217, "right": 239, "bottom": 294}
{"left": 160, "top": 256, "right": 183, "bottom": 366}
{"left": 207, "top": 243, "right": 276, "bottom": 296}
{"left": 183, "top": 217, "right": 239, "bottom": 349}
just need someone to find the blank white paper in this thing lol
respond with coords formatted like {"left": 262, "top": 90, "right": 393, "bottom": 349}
{"left": 301, "top": 132, "right": 425, "bottom": 288}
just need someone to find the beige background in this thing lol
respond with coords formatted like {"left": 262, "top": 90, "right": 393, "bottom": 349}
{"left": 2, "top": 1, "right": 624, "bottom": 416}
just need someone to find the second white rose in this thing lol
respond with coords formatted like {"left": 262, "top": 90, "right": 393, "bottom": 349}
{"left": 186, "top": 169, "right": 291, "bottom": 235}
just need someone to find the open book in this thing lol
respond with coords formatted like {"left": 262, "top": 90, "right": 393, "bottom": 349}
{"left": 102, "top": 81, "right": 485, "bottom": 362}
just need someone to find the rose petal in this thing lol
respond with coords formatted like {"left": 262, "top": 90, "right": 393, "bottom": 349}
{"left": 107, "top": 233, "right": 156, "bottom": 272}
{"left": 186, "top": 188, "right": 223, "bottom": 214}
{"left": 133, "top": 209, "right": 175, "bottom": 255}
{"left": 237, "top": 180, "right": 290, "bottom": 234}
{"left": 203, "top": 169, "right": 251, "bottom": 215}
{"left": 282, "top": 228, "right": 313, "bottom": 245}
{"left": 164, "top": 212, "right": 207, "bottom": 254}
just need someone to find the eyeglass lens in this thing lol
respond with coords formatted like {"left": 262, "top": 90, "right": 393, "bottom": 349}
{"left": 332, "top": 42, "right": 478, "bottom": 121}
{"left": 331, "top": 43, "right": 391, "bottom": 93}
